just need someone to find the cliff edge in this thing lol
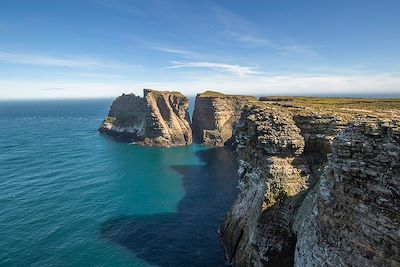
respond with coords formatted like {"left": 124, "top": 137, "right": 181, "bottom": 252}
{"left": 99, "top": 89, "right": 192, "bottom": 146}
{"left": 294, "top": 118, "right": 400, "bottom": 267}
{"left": 192, "top": 91, "right": 256, "bottom": 146}
{"left": 220, "top": 98, "right": 400, "bottom": 266}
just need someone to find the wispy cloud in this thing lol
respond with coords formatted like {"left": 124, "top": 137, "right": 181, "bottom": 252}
{"left": 214, "top": 5, "right": 318, "bottom": 57}
{"left": 1, "top": 72, "right": 399, "bottom": 100}
{"left": 159, "top": 72, "right": 400, "bottom": 96}
{"left": 1, "top": 71, "right": 399, "bottom": 100}
{"left": 215, "top": 5, "right": 269, "bottom": 46}
{"left": 152, "top": 46, "right": 200, "bottom": 58}
{"left": 123, "top": 35, "right": 202, "bottom": 59}
{"left": 77, "top": 72, "right": 125, "bottom": 79}
{"left": 165, "top": 61, "right": 261, "bottom": 76}
{"left": 0, "top": 51, "right": 133, "bottom": 69}
{"left": 39, "top": 87, "right": 68, "bottom": 91}
{"left": 231, "top": 33, "right": 270, "bottom": 46}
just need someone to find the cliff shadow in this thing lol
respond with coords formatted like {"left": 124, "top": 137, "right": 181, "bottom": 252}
{"left": 100, "top": 147, "right": 239, "bottom": 267}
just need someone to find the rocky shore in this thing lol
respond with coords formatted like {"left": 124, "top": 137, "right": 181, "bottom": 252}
{"left": 100, "top": 90, "right": 400, "bottom": 266}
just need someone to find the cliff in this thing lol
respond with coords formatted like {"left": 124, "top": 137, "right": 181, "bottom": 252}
{"left": 220, "top": 98, "right": 400, "bottom": 266}
{"left": 294, "top": 118, "right": 400, "bottom": 267}
{"left": 99, "top": 89, "right": 192, "bottom": 146}
{"left": 99, "top": 90, "right": 400, "bottom": 265}
{"left": 192, "top": 91, "right": 256, "bottom": 146}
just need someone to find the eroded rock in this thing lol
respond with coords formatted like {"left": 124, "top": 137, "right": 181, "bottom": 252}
{"left": 99, "top": 89, "right": 192, "bottom": 146}
{"left": 221, "top": 97, "right": 400, "bottom": 266}
{"left": 192, "top": 91, "right": 256, "bottom": 146}
{"left": 294, "top": 118, "right": 400, "bottom": 267}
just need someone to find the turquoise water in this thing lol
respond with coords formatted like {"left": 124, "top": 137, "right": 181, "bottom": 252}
{"left": 0, "top": 100, "right": 238, "bottom": 266}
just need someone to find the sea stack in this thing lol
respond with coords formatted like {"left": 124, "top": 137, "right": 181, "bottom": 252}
{"left": 99, "top": 89, "right": 192, "bottom": 146}
{"left": 192, "top": 91, "right": 256, "bottom": 146}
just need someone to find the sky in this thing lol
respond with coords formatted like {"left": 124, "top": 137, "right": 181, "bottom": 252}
{"left": 0, "top": 0, "right": 399, "bottom": 99}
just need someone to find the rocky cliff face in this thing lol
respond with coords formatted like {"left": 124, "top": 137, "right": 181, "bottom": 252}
{"left": 220, "top": 103, "right": 350, "bottom": 266}
{"left": 99, "top": 91, "right": 400, "bottom": 265}
{"left": 294, "top": 118, "right": 400, "bottom": 267}
{"left": 99, "top": 89, "right": 192, "bottom": 146}
{"left": 220, "top": 99, "right": 400, "bottom": 266}
{"left": 192, "top": 91, "right": 256, "bottom": 146}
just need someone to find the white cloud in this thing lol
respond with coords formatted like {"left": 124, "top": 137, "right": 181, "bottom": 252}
{"left": 0, "top": 51, "right": 133, "bottom": 69}
{"left": 165, "top": 61, "right": 261, "bottom": 76}
{"left": 152, "top": 46, "right": 200, "bottom": 57}
{"left": 231, "top": 33, "right": 270, "bottom": 46}
{"left": 123, "top": 35, "right": 202, "bottom": 58}
{"left": 1, "top": 72, "right": 399, "bottom": 99}
{"left": 39, "top": 87, "right": 68, "bottom": 91}
{"left": 177, "top": 73, "right": 400, "bottom": 96}
{"left": 77, "top": 72, "right": 124, "bottom": 79}
{"left": 214, "top": 5, "right": 318, "bottom": 57}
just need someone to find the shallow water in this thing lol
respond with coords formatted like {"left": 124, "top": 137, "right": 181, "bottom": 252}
{"left": 0, "top": 99, "right": 238, "bottom": 266}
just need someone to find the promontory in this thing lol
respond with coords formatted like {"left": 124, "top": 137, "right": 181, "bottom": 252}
{"left": 192, "top": 91, "right": 256, "bottom": 146}
{"left": 99, "top": 90, "right": 400, "bottom": 266}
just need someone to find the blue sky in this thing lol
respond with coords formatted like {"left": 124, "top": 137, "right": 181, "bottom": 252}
{"left": 0, "top": 0, "right": 399, "bottom": 99}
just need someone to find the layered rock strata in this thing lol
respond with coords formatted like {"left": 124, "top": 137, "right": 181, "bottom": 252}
{"left": 192, "top": 91, "right": 256, "bottom": 146}
{"left": 99, "top": 89, "right": 192, "bottom": 146}
{"left": 220, "top": 99, "right": 400, "bottom": 266}
{"left": 99, "top": 91, "right": 400, "bottom": 265}
{"left": 220, "top": 103, "right": 350, "bottom": 266}
{"left": 294, "top": 118, "right": 400, "bottom": 267}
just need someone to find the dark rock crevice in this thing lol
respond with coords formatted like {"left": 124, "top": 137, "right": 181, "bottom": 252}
{"left": 294, "top": 118, "right": 400, "bottom": 267}
{"left": 99, "top": 90, "right": 400, "bottom": 266}
{"left": 221, "top": 101, "right": 400, "bottom": 266}
{"left": 220, "top": 104, "right": 309, "bottom": 266}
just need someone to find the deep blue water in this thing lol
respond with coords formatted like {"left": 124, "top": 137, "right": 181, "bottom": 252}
{"left": 0, "top": 99, "right": 238, "bottom": 266}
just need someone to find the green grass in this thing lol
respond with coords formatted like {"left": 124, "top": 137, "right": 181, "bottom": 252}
{"left": 144, "top": 89, "right": 185, "bottom": 97}
{"left": 198, "top": 91, "right": 257, "bottom": 100}
{"left": 256, "top": 96, "right": 400, "bottom": 120}
{"left": 260, "top": 96, "right": 400, "bottom": 111}
{"left": 198, "top": 91, "right": 227, "bottom": 97}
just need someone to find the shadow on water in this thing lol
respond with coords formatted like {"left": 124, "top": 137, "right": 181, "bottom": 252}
{"left": 100, "top": 147, "right": 239, "bottom": 267}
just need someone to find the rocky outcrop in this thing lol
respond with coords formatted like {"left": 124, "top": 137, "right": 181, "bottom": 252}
{"left": 294, "top": 118, "right": 400, "bottom": 267}
{"left": 192, "top": 91, "right": 256, "bottom": 146}
{"left": 99, "top": 91, "right": 400, "bottom": 265}
{"left": 220, "top": 103, "right": 351, "bottom": 266}
{"left": 220, "top": 99, "right": 400, "bottom": 266}
{"left": 99, "top": 89, "right": 192, "bottom": 146}
{"left": 221, "top": 104, "right": 308, "bottom": 266}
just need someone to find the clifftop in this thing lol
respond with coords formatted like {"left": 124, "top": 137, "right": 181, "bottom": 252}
{"left": 144, "top": 88, "right": 185, "bottom": 97}
{"left": 197, "top": 91, "right": 227, "bottom": 97}
{"left": 220, "top": 97, "right": 400, "bottom": 266}
{"left": 192, "top": 91, "right": 257, "bottom": 146}
{"left": 198, "top": 90, "right": 257, "bottom": 100}
{"left": 98, "top": 90, "right": 399, "bottom": 265}
{"left": 260, "top": 96, "right": 400, "bottom": 119}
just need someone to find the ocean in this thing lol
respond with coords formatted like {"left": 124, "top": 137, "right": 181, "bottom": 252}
{"left": 0, "top": 99, "right": 238, "bottom": 266}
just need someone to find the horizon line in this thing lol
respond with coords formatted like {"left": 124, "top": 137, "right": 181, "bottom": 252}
{"left": 1, "top": 92, "right": 400, "bottom": 101}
